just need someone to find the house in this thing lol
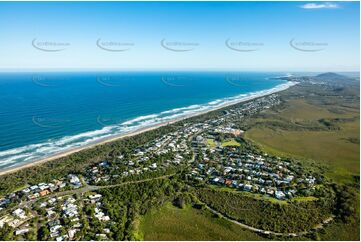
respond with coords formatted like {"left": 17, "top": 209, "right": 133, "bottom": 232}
{"left": 15, "top": 228, "right": 29, "bottom": 235}
{"left": 46, "top": 208, "right": 56, "bottom": 217}
{"left": 266, "top": 189, "right": 275, "bottom": 196}
{"left": 62, "top": 203, "right": 78, "bottom": 218}
{"left": 39, "top": 202, "right": 47, "bottom": 208}
{"left": 50, "top": 232, "right": 60, "bottom": 238}
{"left": 0, "top": 199, "right": 10, "bottom": 207}
{"left": 58, "top": 182, "right": 66, "bottom": 189}
{"left": 50, "top": 225, "right": 62, "bottom": 233}
{"left": 39, "top": 184, "right": 49, "bottom": 191}
{"left": 244, "top": 184, "right": 252, "bottom": 191}
{"left": 196, "top": 136, "right": 204, "bottom": 143}
{"left": 68, "top": 229, "right": 78, "bottom": 239}
{"left": 48, "top": 220, "right": 60, "bottom": 227}
{"left": 22, "top": 188, "right": 30, "bottom": 194}
{"left": 72, "top": 223, "right": 82, "bottom": 228}
{"left": 49, "top": 184, "right": 58, "bottom": 192}
{"left": 96, "top": 234, "right": 107, "bottom": 240}
{"left": 39, "top": 190, "right": 50, "bottom": 197}
{"left": 224, "top": 167, "right": 232, "bottom": 174}
{"left": 68, "top": 174, "right": 82, "bottom": 188}
{"left": 13, "top": 208, "right": 26, "bottom": 219}
{"left": 275, "top": 191, "right": 286, "bottom": 200}
{"left": 29, "top": 185, "right": 39, "bottom": 191}
{"left": 56, "top": 235, "right": 68, "bottom": 241}
{"left": 89, "top": 194, "right": 102, "bottom": 201}
{"left": 224, "top": 179, "right": 232, "bottom": 186}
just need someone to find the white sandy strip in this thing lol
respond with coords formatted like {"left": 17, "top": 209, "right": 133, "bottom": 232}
{"left": 0, "top": 81, "right": 297, "bottom": 176}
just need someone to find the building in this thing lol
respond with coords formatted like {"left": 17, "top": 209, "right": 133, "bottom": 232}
{"left": 275, "top": 191, "right": 286, "bottom": 200}
{"left": 13, "top": 208, "right": 26, "bottom": 219}
{"left": 39, "top": 190, "right": 50, "bottom": 197}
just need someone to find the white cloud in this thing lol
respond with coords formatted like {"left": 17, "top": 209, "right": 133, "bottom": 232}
{"left": 300, "top": 2, "right": 340, "bottom": 9}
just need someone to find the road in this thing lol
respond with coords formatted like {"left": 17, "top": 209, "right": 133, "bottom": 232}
{"left": 3, "top": 172, "right": 335, "bottom": 238}
{"left": 204, "top": 204, "right": 335, "bottom": 237}
{"left": 47, "top": 174, "right": 176, "bottom": 198}
{"left": 5, "top": 174, "right": 175, "bottom": 213}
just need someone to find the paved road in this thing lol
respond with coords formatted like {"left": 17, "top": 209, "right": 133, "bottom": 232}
{"left": 48, "top": 174, "right": 176, "bottom": 197}
{"left": 4, "top": 173, "right": 335, "bottom": 238}
{"left": 205, "top": 204, "right": 335, "bottom": 237}
{"left": 6, "top": 174, "right": 175, "bottom": 212}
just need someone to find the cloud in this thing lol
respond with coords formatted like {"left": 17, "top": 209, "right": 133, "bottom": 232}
{"left": 300, "top": 2, "right": 340, "bottom": 9}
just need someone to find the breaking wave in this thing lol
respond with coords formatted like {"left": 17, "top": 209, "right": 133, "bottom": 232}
{"left": 0, "top": 81, "right": 296, "bottom": 170}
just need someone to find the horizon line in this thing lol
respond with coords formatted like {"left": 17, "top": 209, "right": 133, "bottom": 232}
{"left": 0, "top": 68, "right": 359, "bottom": 74}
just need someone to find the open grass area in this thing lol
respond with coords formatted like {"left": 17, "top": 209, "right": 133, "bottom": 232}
{"left": 207, "top": 138, "right": 216, "bottom": 148}
{"left": 278, "top": 99, "right": 357, "bottom": 121}
{"left": 316, "top": 220, "right": 360, "bottom": 241}
{"left": 245, "top": 98, "right": 359, "bottom": 183}
{"left": 291, "top": 196, "right": 318, "bottom": 202}
{"left": 138, "top": 202, "right": 264, "bottom": 241}
{"left": 221, "top": 138, "right": 241, "bottom": 147}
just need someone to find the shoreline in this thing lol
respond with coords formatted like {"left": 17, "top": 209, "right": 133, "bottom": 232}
{"left": 0, "top": 81, "right": 296, "bottom": 177}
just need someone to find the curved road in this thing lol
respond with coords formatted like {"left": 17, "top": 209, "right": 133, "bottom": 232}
{"left": 205, "top": 204, "right": 335, "bottom": 237}
{"left": 4, "top": 173, "right": 334, "bottom": 238}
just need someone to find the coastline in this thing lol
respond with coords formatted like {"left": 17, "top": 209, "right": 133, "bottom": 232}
{"left": 0, "top": 81, "right": 297, "bottom": 177}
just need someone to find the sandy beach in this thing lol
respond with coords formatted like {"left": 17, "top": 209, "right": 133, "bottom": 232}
{"left": 0, "top": 81, "right": 296, "bottom": 177}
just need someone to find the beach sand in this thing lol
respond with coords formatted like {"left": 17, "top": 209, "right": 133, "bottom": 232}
{"left": 0, "top": 81, "right": 296, "bottom": 177}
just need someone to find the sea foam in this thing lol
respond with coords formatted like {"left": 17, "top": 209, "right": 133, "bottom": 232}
{"left": 0, "top": 81, "right": 296, "bottom": 170}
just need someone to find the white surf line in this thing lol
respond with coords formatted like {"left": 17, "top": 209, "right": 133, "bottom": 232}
{"left": 0, "top": 81, "right": 297, "bottom": 174}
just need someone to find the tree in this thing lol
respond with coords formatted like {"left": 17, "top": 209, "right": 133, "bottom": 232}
{"left": 37, "top": 226, "right": 49, "bottom": 241}
{"left": 173, "top": 196, "right": 185, "bottom": 209}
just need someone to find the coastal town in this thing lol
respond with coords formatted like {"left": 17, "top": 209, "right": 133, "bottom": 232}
{"left": 0, "top": 0, "right": 359, "bottom": 240}
{"left": 0, "top": 93, "right": 319, "bottom": 240}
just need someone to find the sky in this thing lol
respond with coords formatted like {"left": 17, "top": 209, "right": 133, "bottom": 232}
{"left": 0, "top": 1, "right": 359, "bottom": 72}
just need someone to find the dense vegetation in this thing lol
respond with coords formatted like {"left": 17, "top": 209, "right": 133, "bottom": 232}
{"left": 97, "top": 176, "right": 187, "bottom": 240}
{"left": 139, "top": 202, "right": 265, "bottom": 241}
{"left": 241, "top": 75, "right": 360, "bottom": 240}
{"left": 196, "top": 188, "right": 334, "bottom": 233}
{"left": 0, "top": 73, "right": 359, "bottom": 240}
{"left": 244, "top": 81, "right": 359, "bottom": 183}
{"left": 0, "top": 124, "right": 179, "bottom": 195}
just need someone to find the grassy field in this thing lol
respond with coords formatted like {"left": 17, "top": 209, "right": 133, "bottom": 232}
{"left": 221, "top": 138, "right": 241, "bottom": 147}
{"left": 138, "top": 202, "right": 264, "bottom": 241}
{"left": 207, "top": 138, "right": 216, "bottom": 148}
{"left": 291, "top": 196, "right": 318, "bottom": 202}
{"left": 245, "top": 98, "right": 359, "bottom": 183}
{"left": 242, "top": 82, "right": 360, "bottom": 240}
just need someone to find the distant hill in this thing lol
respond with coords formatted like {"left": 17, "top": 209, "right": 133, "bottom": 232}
{"left": 315, "top": 72, "right": 353, "bottom": 81}
{"left": 311, "top": 72, "right": 359, "bottom": 95}
{"left": 313, "top": 72, "right": 357, "bottom": 84}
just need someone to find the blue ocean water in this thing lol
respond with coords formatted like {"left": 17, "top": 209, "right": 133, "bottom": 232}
{"left": 0, "top": 72, "right": 289, "bottom": 170}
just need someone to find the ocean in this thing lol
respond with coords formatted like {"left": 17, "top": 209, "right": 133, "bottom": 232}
{"left": 0, "top": 71, "right": 291, "bottom": 170}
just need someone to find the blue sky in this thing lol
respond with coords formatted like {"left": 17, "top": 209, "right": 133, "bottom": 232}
{"left": 0, "top": 1, "right": 359, "bottom": 72}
